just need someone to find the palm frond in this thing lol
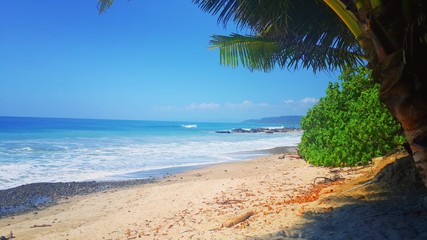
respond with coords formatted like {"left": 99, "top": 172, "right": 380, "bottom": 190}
{"left": 211, "top": 34, "right": 364, "bottom": 72}
{"left": 193, "top": 0, "right": 292, "bottom": 32}
{"left": 194, "top": 0, "right": 365, "bottom": 72}
{"left": 210, "top": 34, "right": 279, "bottom": 71}
{"left": 97, "top": 0, "right": 114, "bottom": 14}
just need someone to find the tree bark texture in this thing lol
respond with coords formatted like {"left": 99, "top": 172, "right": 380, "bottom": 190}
{"left": 379, "top": 49, "right": 427, "bottom": 186}
{"left": 359, "top": 0, "right": 427, "bottom": 186}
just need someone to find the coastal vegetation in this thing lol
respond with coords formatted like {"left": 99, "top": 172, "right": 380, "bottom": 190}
{"left": 299, "top": 67, "right": 405, "bottom": 166}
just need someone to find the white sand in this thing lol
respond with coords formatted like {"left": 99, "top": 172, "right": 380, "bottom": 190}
{"left": 0, "top": 154, "right": 344, "bottom": 239}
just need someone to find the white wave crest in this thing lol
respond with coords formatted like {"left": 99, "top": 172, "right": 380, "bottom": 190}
{"left": 182, "top": 124, "right": 197, "bottom": 128}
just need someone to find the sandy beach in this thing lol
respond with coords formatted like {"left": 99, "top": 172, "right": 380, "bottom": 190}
{"left": 1, "top": 150, "right": 427, "bottom": 239}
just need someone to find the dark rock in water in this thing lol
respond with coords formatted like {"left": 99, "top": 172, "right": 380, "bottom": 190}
{"left": 217, "top": 127, "right": 301, "bottom": 134}
{"left": 250, "top": 128, "right": 258, "bottom": 133}
{"left": 215, "top": 130, "right": 232, "bottom": 134}
{"left": 232, "top": 128, "right": 250, "bottom": 133}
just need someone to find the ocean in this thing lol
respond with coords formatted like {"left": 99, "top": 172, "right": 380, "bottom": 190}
{"left": 0, "top": 116, "right": 302, "bottom": 190}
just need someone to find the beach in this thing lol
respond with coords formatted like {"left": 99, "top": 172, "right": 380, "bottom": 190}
{"left": 0, "top": 148, "right": 332, "bottom": 239}
{"left": 1, "top": 149, "right": 427, "bottom": 239}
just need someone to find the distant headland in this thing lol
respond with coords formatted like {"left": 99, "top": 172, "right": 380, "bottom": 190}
{"left": 241, "top": 115, "right": 302, "bottom": 125}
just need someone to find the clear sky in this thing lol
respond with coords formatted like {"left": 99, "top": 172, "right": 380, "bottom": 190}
{"left": 0, "top": 0, "right": 339, "bottom": 122}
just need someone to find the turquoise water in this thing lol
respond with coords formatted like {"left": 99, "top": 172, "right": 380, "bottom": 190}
{"left": 0, "top": 116, "right": 301, "bottom": 190}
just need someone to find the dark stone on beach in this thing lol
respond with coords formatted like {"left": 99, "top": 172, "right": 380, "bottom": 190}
{"left": 0, "top": 179, "right": 155, "bottom": 218}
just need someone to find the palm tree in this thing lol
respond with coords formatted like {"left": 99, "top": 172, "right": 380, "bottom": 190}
{"left": 98, "top": 0, "right": 427, "bottom": 186}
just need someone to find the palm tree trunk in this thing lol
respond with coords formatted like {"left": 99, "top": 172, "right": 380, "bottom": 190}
{"left": 378, "top": 49, "right": 427, "bottom": 186}
{"left": 358, "top": 1, "right": 427, "bottom": 186}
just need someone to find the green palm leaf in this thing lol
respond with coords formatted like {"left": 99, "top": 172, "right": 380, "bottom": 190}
{"left": 211, "top": 33, "right": 364, "bottom": 72}
{"left": 210, "top": 34, "right": 279, "bottom": 71}
{"left": 97, "top": 0, "right": 114, "bottom": 14}
{"left": 194, "top": 0, "right": 364, "bottom": 72}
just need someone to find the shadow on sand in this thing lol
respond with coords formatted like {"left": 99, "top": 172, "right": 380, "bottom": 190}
{"left": 252, "top": 155, "right": 427, "bottom": 240}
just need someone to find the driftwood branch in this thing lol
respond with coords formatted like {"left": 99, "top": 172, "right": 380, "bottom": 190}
{"left": 30, "top": 224, "right": 52, "bottom": 228}
{"left": 217, "top": 199, "right": 244, "bottom": 205}
{"left": 223, "top": 211, "right": 254, "bottom": 228}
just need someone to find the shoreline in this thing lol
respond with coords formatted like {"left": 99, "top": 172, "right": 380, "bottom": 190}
{"left": 0, "top": 146, "right": 298, "bottom": 218}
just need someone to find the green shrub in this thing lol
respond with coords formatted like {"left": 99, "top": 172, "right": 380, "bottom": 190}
{"left": 299, "top": 67, "right": 405, "bottom": 166}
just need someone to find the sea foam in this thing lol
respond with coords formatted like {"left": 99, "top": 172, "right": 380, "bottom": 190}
{"left": 0, "top": 118, "right": 301, "bottom": 189}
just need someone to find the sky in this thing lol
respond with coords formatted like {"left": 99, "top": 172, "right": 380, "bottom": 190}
{"left": 0, "top": 0, "right": 339, "bottom": 122}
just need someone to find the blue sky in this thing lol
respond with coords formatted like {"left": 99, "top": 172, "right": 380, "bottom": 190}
{"left": 0, "top": 0, "right": 339, "bottom": 122}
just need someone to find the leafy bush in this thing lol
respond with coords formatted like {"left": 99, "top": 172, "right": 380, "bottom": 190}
{"left": 299, "top": 67, "right": 405, "bottom": 166}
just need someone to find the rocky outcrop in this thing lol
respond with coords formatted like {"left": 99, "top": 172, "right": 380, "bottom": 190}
{"left": 215, "top": 130, "right": 232, "bottom": 134}
{"left": 216, "top": 127, "right": 301, "bottom": 134}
